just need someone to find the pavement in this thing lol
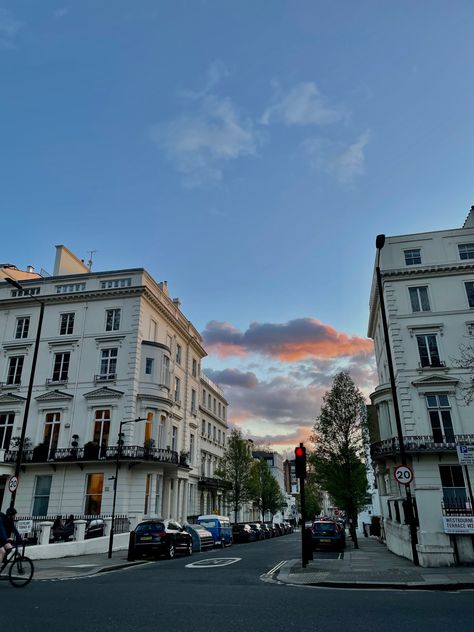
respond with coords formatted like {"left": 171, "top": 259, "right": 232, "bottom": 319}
{"left": 25, "top": 535, "right": 474, "bottom": 589}
{"left": 276, "top": 535, "right": 474, "bottom": 590}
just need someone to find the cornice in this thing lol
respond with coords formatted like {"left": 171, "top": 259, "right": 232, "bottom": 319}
{"left": 83, "top": 386, "right": 124, "bottom": 400}
{"left": 35, "top": 389, "right": 74, "bottom": 402}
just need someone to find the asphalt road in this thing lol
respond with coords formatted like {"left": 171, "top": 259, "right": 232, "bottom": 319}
{"left": 3, "top": 533, "right": 473, "bottom": 632}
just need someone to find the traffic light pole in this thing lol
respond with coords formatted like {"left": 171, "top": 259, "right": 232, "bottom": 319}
{"left": 300, "top": 475, "right": 307, "bottom": 568}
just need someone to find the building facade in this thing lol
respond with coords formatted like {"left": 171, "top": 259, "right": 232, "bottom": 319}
{"left": 0, "top": 246, "right": 228, "bottom": 525}
{"left": 368, "top": 209, "right": 474, "bottom": 566}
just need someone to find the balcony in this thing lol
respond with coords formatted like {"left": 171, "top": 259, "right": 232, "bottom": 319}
{"left": 198, "top": 476, "right": 230, "bottom": 490}
{"left": 441, "top": 500, "right": 474, "bottom": 517}
{"left": 371, "top": 434, "right": 474, "bottom": 459}
{"left": 4, "top": 445, "right": 179, "bottom": 466}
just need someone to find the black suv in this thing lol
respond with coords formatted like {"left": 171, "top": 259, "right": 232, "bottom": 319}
{"left": 232, "top": 523, "right": 255, "bottom": 543}
{"left": 130, "top": 518, "right": 193, "bottom": 559}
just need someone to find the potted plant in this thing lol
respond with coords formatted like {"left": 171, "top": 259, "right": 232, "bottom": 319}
{"left": 144, "top": 437, "right": 155, "bottom": 457}
{"left": 32, "top": 442, "right": 49, "bottom": 462}
{"left": 83, "top": 441, "right": 100, "bottom": 460}
{"left": 179, "top": 450, "right": 190, "bottom": 466}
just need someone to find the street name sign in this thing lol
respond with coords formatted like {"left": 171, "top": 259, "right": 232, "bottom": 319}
{"left": 16, "top": 519, "right": 33, "bottom": 535}
{"left": 394, "top": 465, "right": 413, "bottom": 486}
{"left": 457, "top": 445, "right": 474, "bottom": 465}
{"left": 443, "top": 516, "right": 474, "bottom": 534}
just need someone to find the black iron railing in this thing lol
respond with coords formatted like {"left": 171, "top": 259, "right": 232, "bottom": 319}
{"left": 4, "top": 445, "right": 179, "bottom": 465}
{"left": 441, "top": 500, "right": 474, "bottom": 517}
{"left": 16, "top": 513, "right": 130, "bottom": 545}
{"left": 371, "top": 435, "right": 474, "bottom": 459}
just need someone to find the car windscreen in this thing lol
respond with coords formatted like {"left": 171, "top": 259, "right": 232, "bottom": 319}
{"left": 199, "top": 520, "right": 216, "bottom": 528}
{"left": 312, "top": 523, "right": 337, "bottom": 535}
{"left": 136, "top": 522, "right": 165, "bottom": 534}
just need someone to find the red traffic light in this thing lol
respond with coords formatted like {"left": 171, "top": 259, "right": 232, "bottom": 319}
{"left": 295, "top": 447, "right": 305, "bottom": 457}
{"left": 294, "top": 444, "right": 306, "bottom": 479}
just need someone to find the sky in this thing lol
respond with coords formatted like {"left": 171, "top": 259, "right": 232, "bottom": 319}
{"left": 1, "top": 1, "right": 474, "bottom": 455}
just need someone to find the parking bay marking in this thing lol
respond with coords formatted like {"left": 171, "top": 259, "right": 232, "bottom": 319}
{"left": 186, "top": 557, "right": 241, "bottom": 568}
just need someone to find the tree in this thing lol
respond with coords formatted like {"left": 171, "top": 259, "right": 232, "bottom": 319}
{"left": 309, "top": 371, "right": 368, "bottom": 548}
{"left": 249, "top": 458, "right": 286, "bottom": 522}
{"left": 302, "top": 472, "right": 322, "bottom": 520}
{"left": 215, "top": 428, "right": 254, "bottom": 523}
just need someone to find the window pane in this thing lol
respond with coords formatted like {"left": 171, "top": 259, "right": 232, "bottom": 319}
{"left": 459, "top": 243, "right": 474, "bottom": 260}
{"left": 416, "top": 336, "right": 429, "bottom": 366}
{"left": 465, "top": 282, "right": 474, "bottom": 308}
{"left": 404, "top": 249, "right": 421, "bottom": 265}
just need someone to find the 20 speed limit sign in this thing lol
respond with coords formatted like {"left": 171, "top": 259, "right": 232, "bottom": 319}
{"left": 394, "top": 465, "right": 413, "bottom": 486}
{"left": 8, "top": 476, "right": 18, "bottom": 493}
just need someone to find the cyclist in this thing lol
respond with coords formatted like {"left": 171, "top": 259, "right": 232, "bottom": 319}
{"left": 0, "top": 507, "right": 21, "bottom": 567}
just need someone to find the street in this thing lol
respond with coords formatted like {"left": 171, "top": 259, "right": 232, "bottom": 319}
{"left": 3, "top": 532, "right": 473, "bottom": 632}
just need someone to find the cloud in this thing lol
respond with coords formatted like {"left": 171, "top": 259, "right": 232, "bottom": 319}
{"left": 204, "top": 368, "right": 258, "bottom": 389}
{"left": 152, "top": 94, "right": 261, "bottom": 187}
{"left": 0, "top": 8, "right": 22, "bottom": 49}
{"left": 180, "top": 60, "right": 230, "bottom": 100}
{"left": 261, "top": 82, "right": 347, "bottom": 127}
{"left": 202, "top": 318, "right": 373, "bottom": 361}
{"left": 302, "top": 130, "right": 370, "bottom": 184}
{"left": 52, "top": 7, "right": 70, "bottom": 18}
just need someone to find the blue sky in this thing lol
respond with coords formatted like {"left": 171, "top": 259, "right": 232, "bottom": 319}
{"left": 2, "top": 1, "right": 473, "bottom": 452}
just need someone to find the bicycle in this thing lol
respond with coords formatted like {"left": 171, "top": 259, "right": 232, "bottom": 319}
{"left": 0, "top": 541, "right": 34, "bottom": 587}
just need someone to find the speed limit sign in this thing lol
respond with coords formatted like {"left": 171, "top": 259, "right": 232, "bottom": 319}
{"left": 394, "top": 465, "right": 413, "bottom": 486}
{"left": 8, "top": 476, "right": 18, "bottom": 493}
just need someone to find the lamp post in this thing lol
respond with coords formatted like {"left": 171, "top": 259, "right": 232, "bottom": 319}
{"left": 4, "top": 277, "right": 45, "bottom": 510}
{"left": 108, "top": 416, "right": 147, "bottom": 559}
{"left": 375, "top": 234, "right": 419, "bottom": 566}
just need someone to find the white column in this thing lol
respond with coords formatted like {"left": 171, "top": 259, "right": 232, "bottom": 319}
{"left": 181, "top": 480, "right": 189, "bottom": 523}
{"left": 170, "top": 477, "right": 179, "bottom": 519}
{"left": 162, "top": 477, "right": 172, "bottom": 519}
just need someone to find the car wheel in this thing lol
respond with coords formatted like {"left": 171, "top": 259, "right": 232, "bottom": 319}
{"left": 186, "top": 541, "right": 193, "bottom": 556}
{"left": 167, "top": 543, "right": 175, "bottom": 559}
{"left": 220, "top": 539, "right": 225, "bottom": 549}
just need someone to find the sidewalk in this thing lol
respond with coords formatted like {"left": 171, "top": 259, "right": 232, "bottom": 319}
{"left": 277, "top": 536, "right": 474, "bottom": 590}
{"left": 31, "top": 552, "right": 149, "bottom": 580}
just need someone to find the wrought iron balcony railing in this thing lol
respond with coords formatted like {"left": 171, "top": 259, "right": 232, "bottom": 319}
{"left": 371, "top": 434, "right": 474, "bottom": 459}
{"left": 441, "top": 500, "right": 474, "bottom": 517}
{"left": 4, "top": 445, "right": 179, "bottom": 465}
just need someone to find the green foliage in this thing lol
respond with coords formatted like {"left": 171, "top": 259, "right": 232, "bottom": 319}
{"left": 310, "top": 372, "right": 368, "bottom": 523}
{"left": 215, "top": 428, "right": 255, "bottom": 522}
{"left": 248, "top": 458, "right": 286, "bottom": 521}
{"left": 304, "top": 472, "right": 322, "bottom": 519}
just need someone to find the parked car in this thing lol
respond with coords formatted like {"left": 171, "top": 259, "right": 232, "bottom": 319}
{"left": 129, "top": 518, "right": 193, "bottom": 560}
{"left": 263, "top": 522, "right": 278, "bottom": 537}
{"left": 311, "top": 520, "right": 345, "bottom": 551}
{"left": 184, "top": 524, "right": 214, "bottom": 552}
{"left": 283, "top": 521, "right": 294, "bottom": 534}
{"left": 197, "top": 514, "right": 233, "bottom": 548}
{"left": 260, "top": 523, "right": 272, "bottom": 539}
{"left": 232, "top": 523, "right": 255, "bottom": 543}
{"left": 249, "top": 523, "right": 265, "bottom": 540}
{"left": 85, "top": 518, "right": 105, "bottom": 539}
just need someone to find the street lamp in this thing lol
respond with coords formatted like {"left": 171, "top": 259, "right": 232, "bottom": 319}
{"left": 375, "top": 235, "right": 419, "bottom": 566}
{"left": 4, "top": 277, "right": 45, "bottom": 510}
{"left": 108, "top": 416, "right": 147, "bottom": 559}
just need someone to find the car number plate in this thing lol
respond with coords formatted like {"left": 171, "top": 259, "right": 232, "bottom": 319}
{"left": 320, "top": 538, "right": 331, "bottom": 543}
{"left": 140, "top": 536, "right": 152, "bottom": 541}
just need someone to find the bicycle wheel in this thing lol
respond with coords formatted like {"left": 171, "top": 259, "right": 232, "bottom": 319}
{"left": 8, "top": 555, "right": 34, "bottom": 587}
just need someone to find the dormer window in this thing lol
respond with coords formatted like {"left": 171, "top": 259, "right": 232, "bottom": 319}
{"left": 459, "top": 243, "right": 474, "bottom": 260}
{"left": 404, "top": 248, "right": 421, "bottom": 265}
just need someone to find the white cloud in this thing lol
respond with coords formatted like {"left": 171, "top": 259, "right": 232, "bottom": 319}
{"left": 302, "top": 130, "right": 371, "bottom": 184}
{"left": 181, "top": 60, "right": 230, "bottom": 100}
{"left": 261, "top": 82, "right": 347, "bottom": 127}
{"left": 152, "top": 94, "right": 261, "bottom": 187}
{"left": 0, "top": 8, "right": 22, "bottom": 49}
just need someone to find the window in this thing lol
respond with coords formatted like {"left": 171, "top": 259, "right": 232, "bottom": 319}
{"left": 465, "top": 282, "right": 474, "bottom": 308}
{"left": 191, "top": 389, "right": 196, "bottom": 412}
{"left": 10, "top": 287, "right": 40, "bottom": 297}
{"left": 176, "top": 344, "right": 182, "bottom": 365}
{"left": 207, "top": 422, "right": 211, "bottom": 437}
{"left": 15, "top": 317, "right": 30, "bottom": 339}
{"left": 218, "top": 429, "right": 221, "bottom": 444}
{"left": 105, "top": 308, "right": 121, "bottom": 331}
{"left": 208, "top": 394, "right": 211, "bottom": 408}
{"left": 404, "top": 248, "right": 421, "bottom": 265}
{"left": 213, "top": 398, "right": 216, "bottom": 413}
{"left": 192, "top": 358, "right": 197, "bottom": 377}
{"left": 213, "top": 426, "right": 216, "bottom": 441}
{"left": 0, "top": 412, "right": 14, "bottom": 450}
{"left": 439, "top": 465, "right": 467, "bottom": 508}
{"left": 100, "top": 348, "right": 117, "bottom": 378}
{"left": 426, "top": 395, "right": 454, "bottom": 443}
{"left": 84, "top": 474, "right": 104, "bottom": 515}
{"left": 43, "top": 412, "right": 61, "bottom": 459}
{"left": 202, "top": 419, "right": 206, "bottom": 435}
{"left": 93, "top": 409, "right": 111, "bottom": 454}
{"left": 144, "top": 474, "right": 152, "bottom": 514}
{"left": 223, "top": 407, "right": 226, "bottom": 421}
{"left": 162, "top": 355, "right": 170, "bottom": 387}
{"left": 32, "top": 475, "right": 52, "bottom": 516}
{"left": 174, "top": 377, "right": 181, "bottom": 402}
{"left": 52, "top": 352, "right": 70, "bottom": 382}
{"left": 409, "top": 287, "right": 430, "bottom": 312}
{"left": 202, "top": 388, "right": 206, "bottom": 402}
{"left": 218, "top": 402, "right": 221, "bottom": 417}
{"left": 60, "top": 313, "right": 75, "bottom": 335}
{"left": 458, "top": 243, "right": 474, "bottom": 260}
{"left": 416, "top": 334, "right": 442, "bottom": 367}
{"left": 190, "top": 434, "right": 195, "bottom": 465}
{"left": 7, "top": 356, "right": 24, "bottom": 385}
{"left": 56, "top": 283, "right": 86, "bottom": 294}
{"left": 145, "top": 357, "right": 154, "bottom": 375}
{"left": 149, "top": 319, "right": 157, "bottom": 341}
{"left": 171, "top": 426, "right": 177, "bottom": 452}
{"left": 100, "top": 278, "right": 131, "bottom": 289}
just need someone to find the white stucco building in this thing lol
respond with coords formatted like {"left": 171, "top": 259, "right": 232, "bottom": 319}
{"left": 0, "top": 245, "right": 228, "bottom": 525}
{"left": 368, "top": 208, "right": 474, "bottom": 566}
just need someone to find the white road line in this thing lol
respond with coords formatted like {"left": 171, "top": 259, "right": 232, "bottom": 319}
{"left": 267, "top": 560, "right": 287, "bottom": 575}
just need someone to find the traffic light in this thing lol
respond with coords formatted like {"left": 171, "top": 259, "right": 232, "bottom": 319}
{"left": 294, "top": 444, "right": 306, "bottom": 479}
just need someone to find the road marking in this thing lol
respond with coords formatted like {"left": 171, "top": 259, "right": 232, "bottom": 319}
{"left": 66, "top": 564, "right": 97, "bottom": 568}
{"left": 267, "top": 560, "right": 287, "bottom": 575}
{"left": 185, "top": 557, "right": 241, "bottom": 568}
